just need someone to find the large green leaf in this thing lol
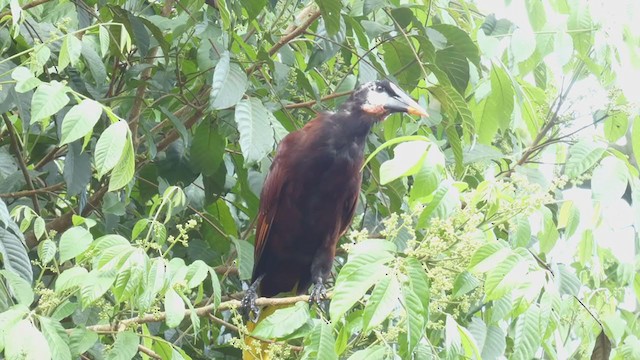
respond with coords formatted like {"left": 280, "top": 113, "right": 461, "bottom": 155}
{"left": 231, "top": 238, "right": 254, "bottom": 281}
{"left": 59, "top": 99, "right": 102, "bottom": 145}
{"left": 362, "top": 275, "right": 400, "bottom": 331}
{"left": 94, "top": 121, "right": 129, "bottom": 178}
{"left": 108, "top": 134, "right": 135, "bottom": 191}
{"left": 5, "top": 319, "right": 52, "bottom": 360}
{"left": 234, "top": 97, "right": 275, "bottom": 164}
{"left": 0, "top": 226, "right": 33, "bottom": 283}
{"left": 303, "top": 321, "right": 337, "bottom": 360}
{"left": 210, "top": 51, "right": 248, "bottom": 110}
{"left": 478, "top": 64, "right": 514, "bottom": 144}
{"left": 190, "top": 121, "right": 226, "bottom": 176}
{"left": 591, "top": 156, "right": 629, "bottom": 201}
{"left": 315, "top": 0, "right": 341, "bottom": 36}
{"left": 31, "top": 81, "right": 70, "bottom": 123}
{"left": 59, "top": 226, "right": 94, "bottom": 263}
{"left": 379, "top": 140, "right": 429, "bottom": 185}
{"left": 252, "top": 301, "right": 310, "bottom": 339}
{"left": 511, "top": 306, "right": 541, "bottom": 360}
{"left": 106, "top": 331, "right": 138, "bottom": 360}
{"left": 564, "top": 140, "right": 606, "bottom": 178}
{"left": 435, "top": 47, "right": 469, "bottom": 94}
{"left": 39, "top": 316, "right": 72, "bottom": 360}
{"left": 429, "top": 24, "right": 480, "bottom": 66}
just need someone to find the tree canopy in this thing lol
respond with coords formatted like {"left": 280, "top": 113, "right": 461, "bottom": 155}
{"left": 0, "top": 0, "right": 639, "bottom": 359}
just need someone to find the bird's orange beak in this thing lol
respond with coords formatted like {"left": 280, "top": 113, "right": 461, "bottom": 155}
{"left": 384, "top": 84, "right": 428, "bottom": 118}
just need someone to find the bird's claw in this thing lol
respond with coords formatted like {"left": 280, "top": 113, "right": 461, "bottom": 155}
{"left": 309, "top": 281, "right": 328, "bottom": 304}
{"left": 241, "top": 276, "right": 264, "bottom": 322}
{"left": 241, "top": 286, "right": 261, "bottom": 322}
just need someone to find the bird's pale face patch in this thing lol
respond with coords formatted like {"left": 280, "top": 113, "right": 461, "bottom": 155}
{"left": 361, "top": 88, "right": 390, "bottom": 115}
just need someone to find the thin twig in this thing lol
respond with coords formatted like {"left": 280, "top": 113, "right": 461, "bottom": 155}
{"left": 246, "top": 9, "right": 321, "bottom": 74}
{"left": 284, "top": 90, "right": 353, "bottom": 109}
{"left": 137, "top": 344, "right": 162, "bottom": 359}
{"left": 2, "top": 114, "right": 41, "bottom": 214}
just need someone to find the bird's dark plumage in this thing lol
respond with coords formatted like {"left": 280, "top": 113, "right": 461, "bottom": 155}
{"left": 243, "top": 80, "right": 427, "bottom": 316}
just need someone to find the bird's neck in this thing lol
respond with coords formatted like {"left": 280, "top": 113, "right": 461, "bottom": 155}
{"left": 331, "top": 109, "right": 377, "bottom": 143}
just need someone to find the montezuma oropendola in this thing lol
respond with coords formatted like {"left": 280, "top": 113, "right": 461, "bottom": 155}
{"left": 242, "top": 80, "right": 427, "bottom": 319}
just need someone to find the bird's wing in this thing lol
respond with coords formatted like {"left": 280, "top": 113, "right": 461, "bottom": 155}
{"left": 252, "top": 135, "right": 295, "bottom": 280}
{"left": 338, "top": 175, "right": 361, "bottom": 237}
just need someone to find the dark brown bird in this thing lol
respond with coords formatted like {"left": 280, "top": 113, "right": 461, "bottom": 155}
{"left": 242, "top": 80, "right": 427, "bottom": 318}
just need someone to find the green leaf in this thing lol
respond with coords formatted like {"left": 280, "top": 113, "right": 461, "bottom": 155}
{"left": 402, "top": 286, "right": 425, "bottom": 356}
{"left": 484, "top": 254, "right": 526, "bottom": 301}
{"left": 11, "top": 66, "right": 41, "bottom": 92}
{"left": 416, "top": 181, "right": 460, "bottom": 227}
{"left": 554, "top": 31, "right": 574, "bottom": 66}
{"left": 404, "top": 257, "right": 430, "bottom": 315}
{"left": 94, "top": 121, "right": 129, "bottom": 178}
{"left": 79, "top": 269, "right": 117, "bottom": 307}
{"left": 591, "top": 156, "right": 629, "bottom": 201}
{"left": 429, "top": 24, "right": 480, "bottom": 65}
{"left": 37, "top": 239, "right": 56, "bottom": 265}
{"left": 303, "top": 321, "right": 337, "bottom": 360}
{"left": 538, "top": 206, "right": 559, "bottom": 254}
{"left": 330, "top": 262, "right": 388, "bottom": 321}
{"left": 469, "top": 241, "right": 508, "bottom": 271}
{"left": 452, "top": 271, "right": 480, "bottom": 298}
{"left": 64, "top": 142, "right": 92, "bottom": 196}
{"left": 512, "top": 306, "right": 541, "bottom": 360}
{"left": 632, "top": 117, "right": 640, "bottom": 166}
{"left": 108, "top": 134, "right": 135, "bottom": 191}
{"left": 68, "top": 327, "right": 98, "bottom": 358}
{"left": 564, "top": 140, "right": 606, "bottom": 178}
{"left": 346, "top": 345, "right": 387, "bottom": 360}
{"left": 165, "top": 287, "right": 185, "bottom": 328}
{"left": 362, "top": 275, "right": 400, "bottom": 332}
{"left": 234, "top": 97, "right": 276, "bottom": 164}
{"left": 59, "top": 226, "right": 94, "bottom": 263}
{"left": 210, "top": 51, "right": 248, "bottom": 110}
{"left": 315, "top": 0, "right": 341, "bottom": 36}
{"left": 252, "top": 301, "right": 310, "bottom": 338}
{"left": 510, "top": 215, "right": 531, "bottom": 247}
{"left": 603, "top": 112, "right": 628, "bottom": 142}
{"left": 185, "top": 260, "right": 209, "bottom": 288}
{"left": 479, "top": 64, "right": 514, "bottom": 144}
{"left": 58, "top": 34, "right": 82, "bottom": 70}
{"left": 107, "top": 331, "right": 138, "bottom": 360}
{"left": 555, "top": 264, "right": 580, "bottom": 296}
{"left": 31, "top": 81, "right": 70, "bottom": 123}
{"left": 190, "top": 121, "right": 226, "bottom": 176}
{"left": 231, "top": 238, "right": 254, "bottom": 281}
{"left": 0, "top": 227, "right": 33, "bottom": 282}
{"left": 435, "top": 47, "right": 469, "bottom": 94}
{"left": 55, "top": 266, "right": 89, "bottom": 293}
{"left": 428, "top": 85, "right": 474, "bottom": 132}
{"left": 379, "top": 140, "right": 429, "bottom": 185}
{"left": 0, "top": 305, "right": 29, "bottom": 352}
{"left": 5, "top": 319, "right": 52, "bottom": 360}
{"left": 39, "top": 316, "right": 71, "bottom": 360}
{"left": 60, "top": 99, "right": 102, "bottom": 145}
{"left": 558, "top": 200, "right": 580, "bottom": 237}
{"left": 511, "top": 27, "right": 536, "bottom": 63}
{"left": 0, "top": 270, "right": 34, "bottom": 305}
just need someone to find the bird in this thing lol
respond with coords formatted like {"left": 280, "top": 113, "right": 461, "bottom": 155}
{"left": 241, "top": 80, "right": 427, "bottom": 319}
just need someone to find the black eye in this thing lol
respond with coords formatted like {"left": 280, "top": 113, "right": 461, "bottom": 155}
{"left": 376, "top": 85, "right": 383, "bottom": 92}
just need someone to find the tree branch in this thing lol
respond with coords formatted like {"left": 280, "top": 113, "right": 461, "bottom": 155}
{"left": 283, "top": 90, "right": 353, "bottom": 110}
{"left": 245, "top": 8, "right": 321, "bottom": 74}
{"left": 0, "top": 182, "right": 64, "bottom": 199}
{"left": 2, "top": 114, "right": 41, "bottom": 214}
{"left": 85, "top": 293, "right": 330, "bottom": 333}
{"left": 0, "top": 0, "right": 52, "bottom": 19}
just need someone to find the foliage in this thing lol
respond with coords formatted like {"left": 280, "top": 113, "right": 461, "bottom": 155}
{"left": 0, "top": 0, "right": 639, "bottom": 359}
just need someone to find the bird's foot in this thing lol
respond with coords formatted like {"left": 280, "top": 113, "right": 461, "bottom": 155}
{"left": 309, "top": 280, "right": 329, "bottom": 315}
{"left": 241, "top": 276, "right": 263, "bottom": 322}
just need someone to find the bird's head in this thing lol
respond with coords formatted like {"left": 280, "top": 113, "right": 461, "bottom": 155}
{"left": 350, "top": 80, "right": 428, "bottom": 119}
